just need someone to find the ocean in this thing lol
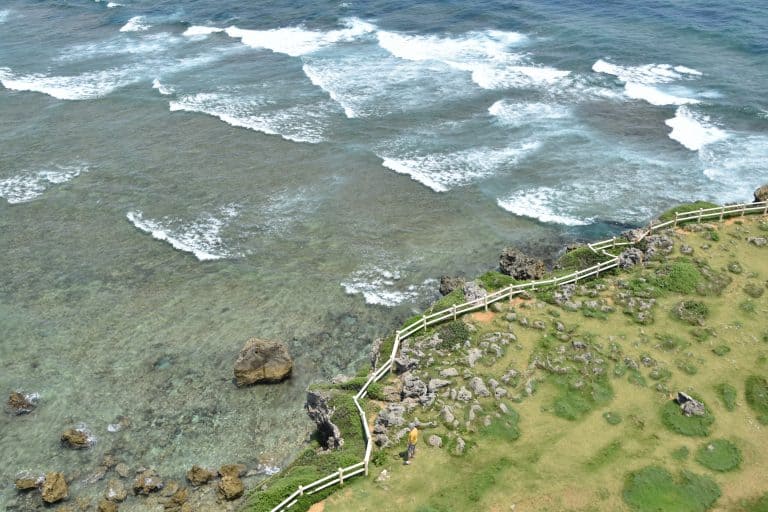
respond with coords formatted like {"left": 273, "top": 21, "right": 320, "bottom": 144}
{"left": 1, "top": 0, "right": 767, "bottom": 508}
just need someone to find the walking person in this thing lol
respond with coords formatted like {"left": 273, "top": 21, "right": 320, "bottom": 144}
{"left": 405, "top": 423, "right": 419, "bottom": 465}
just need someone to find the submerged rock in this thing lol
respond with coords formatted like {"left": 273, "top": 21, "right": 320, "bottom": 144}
{"left": 217, "top": 475, "right": 244, "bottom": 500}
{"left": 218, "top": 464, "right": 247, "bottom": 479}
{"left": 14, "top": 470, "right": 44, "bottom": 491}
{"left": 41, "top": 472, "right": 68, "bottom": 504}
{"left": 7, "top": 391, "right": 39, "bottom": 415}
{"left": 97, "top": 499, "right": 118, "bottom": 512}
{"left": 186, "top": 465, "right": 214, "bottom": 487}
{"left": 61, "top": 427, "right": 95, "bottom": 449}
{"left": 133, "top": 469, "right": 164, "bottom": 495}
{"left": 234, "top": 338, "right": 293, "bottom": 386}
{"left": 104, "top": 479, "right": 127, "bottom": 502}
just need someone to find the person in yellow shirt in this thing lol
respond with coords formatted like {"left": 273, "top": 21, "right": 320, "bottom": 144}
{"left": 405, "top": 423, "right": 419, "bottom": 465}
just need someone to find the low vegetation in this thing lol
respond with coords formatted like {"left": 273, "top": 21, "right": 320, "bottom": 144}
{"left": 622, "top": 466, "right": 721, "bottom": 512}
{"left": 694, "top": 439, "right": 742, "bottom": 472}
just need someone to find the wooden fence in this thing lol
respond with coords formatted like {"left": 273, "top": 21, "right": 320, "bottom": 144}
{"left": 269, "top": 200, "right": 768, "bottom": 511}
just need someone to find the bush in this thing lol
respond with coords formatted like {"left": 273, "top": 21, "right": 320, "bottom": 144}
{"left": 712, "top": 345, "right": 731, "bottom": 356}
{"left": 740, "top": 300, "right": 757, "bottom": 314}
{"left": 674, "top": 300, "right": 709, "bottom": 325}
{"left": 652, "top": 260, "right": 702, "bottom": 295}
{"left": 603, "top": 411, "right": 623, "bottom": 425}
{"left": 737, "top": 492, "right": 768, "bottom": 512}
{"left": 715, "top": 383, "right": 737, "bottom": 411}
{"left": 661, "top": 400, "right": 714, "bottom": 436}
{"left": 745, "top": 375, "right": 768, "bottom": 424}
{"left": 438, "top": 320, "right": 471, "bottom": 348}
{"left": 556, "top": 246, "right": 609, "bottom": 271}
{"left": 552, "top": 375, "right": 613, "bottom": 421}
{"left": 695, "top": 439, "right": 742, "bottom": 472}
{"left": 672, "top": 446, "right": 689, "bottom": 461}
{"left": 657, "top": 201, "right": 720, "bottom": 222}
{"left": 623, "top": 466, "right": 721, "bottom": 512}
{"left": 478, "top": 271, "right": 518, "bottom": 291}
{"left": 429, "top": 288, "right": 465, "bottom": 313}
{"left": 744, "top": 282, "right": 765, "bottom": 298}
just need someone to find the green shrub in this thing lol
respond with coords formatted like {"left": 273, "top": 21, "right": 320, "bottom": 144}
{"left": 712, "top": 345, "right": 731, "bottom": 356}
{"left": 557, "top": 246, "right": 609, "bottom": 271}
{"left": 658, "top": 201, "right": 720, "bottom": 222}
{"left": 656, "top": 333, "right": 689, "bottom": 352}
{"left": 728, "top": 261, "right": 744, "bottom": 274}
{"left": 622, "top": 466, "right": 721, "bottom": 512}
{"left": 690, "top": 328, "right": 714, "bottom": 342}
{"left": 745, "top": 375, "right": 768, "bottom": 424}
{"left": 674, "top": 300, "right": 709, "bottom": 325}
{"left": 737, "top": 492, "right": 768, "bottom": 512}
{"left": 694, "top": 439, "right": 742, "bottom": 472}
{"left": 744, "top": 282, "right": 765, "bottom": 298}
{"left": 677, "top": 361, "right": 698, "bottom": 375}
{"left": 603, "top": 411, "right": 623, "bottom": 425}
{"left": 661, "top": 400, "right": 714, "bottom": 436}
{"left": 429, "top": 288, "right": 466, "bottom": 313}
{"left": 371, "top": 449, "right": 388, "bottom": 466}
{"left": 478, "top": 271, "right": 518, "bottom": 291}
{"left": 438, "top": 320, "right": 471, "bottom": 348}
{"left": 551, "top": 375, "right": 613, "bottom": 421}
{"left": 715, "top": 383, "right": 738, "bottom": 411}
{"left": 585, "top": 440, "right": 623, "bottom": 471}
{"left": 652, "top": 260, "right": 702, "bottom": 295}
{"left": 740, "top": 300, "right": 757, "bottom": 314}
{"left": 649, "top": 367, "right": 672, "bottom": 381}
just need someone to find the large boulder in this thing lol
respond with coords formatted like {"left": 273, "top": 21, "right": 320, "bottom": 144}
{"left": 185, "top": 465, "right": 214, "bottom": 487}
{"left": 7, "top": 391, "right": 39, "bottom": 415}
{"left": 439, "top": 276, "right": 465, "bottom": 296}
{"left": 618, "top": 248, "right": 644, "bottom": 269}
{"left": 217, "top": 475, "right": 244, "bottom": 500}
{"left": 233, "top": 338, "right": 293, "bottom": 386}
{"left": 41, "top": 472, "right": 68, "bottom": 504}
{"left": 754, "top": 184, "right": 768, "bottom": 203}
{"left": 677, "top": 392, "right": 705, "bottom": 417}
{"left": 462, "top": 281, "right": 487, "bottom": 302}
{"left": 305, "top": 391, "right": 344, "bottom": 450}
{"left": 15, "top": 470, "right": 44, "bottom": 490}
{"left": 499, "top": 248, "right": 545, "bottom": 280}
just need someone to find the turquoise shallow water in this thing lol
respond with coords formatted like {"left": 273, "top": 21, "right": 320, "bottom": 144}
{"left": 1, "top": 0, "right": 767, "bottom": 507}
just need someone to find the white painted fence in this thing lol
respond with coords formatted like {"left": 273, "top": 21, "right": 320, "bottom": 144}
{"left": 268, "top": 200, "right": 768, "bottom": 512}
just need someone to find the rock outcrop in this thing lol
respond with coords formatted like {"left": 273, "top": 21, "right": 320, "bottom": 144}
{"left": 754, "top": 184, "right": 768, "bottom": 203}
{"left": 7, "top": 391, "right": 39, "bottom": 415}
{"left": 233, "top": 338, "right": 293, "bottom": 386}
{"left": 677, "top": 392, "right": 705, "bottom": 417}
{"left": 499, "top": 248, "right": 545, "bottom": 280}
{"left": 41, "top": 472, "right": 68, "bottom": 504}
{"left": 305, "top": 390, "right": 344, "bottom": 449}
{"left": 618, "top": 248, "right": 644, "bottom": 269}
{"left": 462, "top": 281, "right": 487, "bottom": 302}
{"left": 217, "top": 476, "right": 244, "bottom": 500}
{"left": 439, "top": 276, "right": 465, "bottom": 296}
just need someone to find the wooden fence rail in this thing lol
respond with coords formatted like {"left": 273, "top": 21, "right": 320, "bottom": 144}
{"left": 269, "top": 200, "right": 768, "bottom": 511}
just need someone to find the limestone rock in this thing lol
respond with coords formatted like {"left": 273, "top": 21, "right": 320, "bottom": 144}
{"left": 15, "top": 470, "right": 44, "bottom": 490}
{"left": 499, "top": 248, "right": 545, "bottom": 280}
{"left": 748, "top": 237, "right": 767, "bottom": 247}
{"left": 440, "top": 405, "right": 455, "bottom": 424}
{"left": 677, "top": 392, "right": 705, "bottom": 417}
{"left": 61, "top": 427, "right": 94, "bottom": 449}
{"left": 453, "top": 437, "right": 466, "bottom": 456}
{"left": 754, "top": 184, "right": 768, "bottom": 202}
{"left": 619, "top": 248, "right": 644, "bottom": 269}
{"left": 165, "top": 487, "right": 189, "bottom": 511}
{"left": 456, "top": 387, "right": 472, "bottom": 401}
{"left": 186, "top": 465, "right": 214, "bottom": 487}
{"left": 217, "top": 475, "right": 244, "bottom": 501}
{"left": 233, "top": 338, "right": 292, "bottom": 386}
{"left": 393, "top": 356, "right": 417, "bottom": 374}
{"left": 439, "top": 276, "right": 465, "bottom": 296}
{"left": 7, "top": 391, "right": 39, "bottom": 415}
{"left": 115, "top": 463, "right": 130, "bottom": 479}
{"left": 133, "top": 469, "right": 164, "bottom": 495}
{"left": 41, "top": 472, "right": 68, "bottom": 504}
{"left": 104, "top": 479, "right": 127, "bottom": 502}
{"left": 428, "top": 379, "right": 451, "bottom": 392}
{"left": 427, "top": 435, "right": 443, "bottom": 448}
{"left": 467, "top": 348, "right": 483, "bottom": 367}
{"left": 375, "top": 469, "right": 390, "bottom": 483}
{"left": 305, "top": 390, "right": 343, "bottom": 450}
{"left": 462, "top": 280, "right": 487, "bottom": 302}
{"left": 469, "top": 377, "right": 490, "bottom": 397}
{"left": 218, "top": 464, "right": 247, "bottom": 479}
{"left": 439, "top": 368, "right": 459, "bottom": 378}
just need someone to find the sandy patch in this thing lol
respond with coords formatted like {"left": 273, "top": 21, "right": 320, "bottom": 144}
{"left": 469, "top": 311, "right": 495, "bottom": 323}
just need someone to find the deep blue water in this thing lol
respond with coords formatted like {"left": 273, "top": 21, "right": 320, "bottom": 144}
{"left": 1, "top": 0, "right": 767, "bottom": 508}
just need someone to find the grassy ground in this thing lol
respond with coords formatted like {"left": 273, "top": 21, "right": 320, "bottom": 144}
{"left": 319, "top": 216, "right": 768, "bottom": 512}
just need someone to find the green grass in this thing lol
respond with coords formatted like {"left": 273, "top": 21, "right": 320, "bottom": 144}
{"left": 477, "top": 270, "right": 518, "bottom": 291}
{"left": 694, "top": 439, "right": 742, "bottom": 472}
{"left": 661, "top": 400, "right": 715, "bottom": 437}
{"left": 652, "top": 260, "right": 702, "bottom": 295}
{"left": 737, "top": 492, "right": 768, "bottom": 512}
{"left": 739, "top": 299, "right": 757, "bottom": 314}
{"left": 672, "top": 446, "right": 690, "bottom": 461}
{"left": 585, "top": 439, "right": 623, "bottom": 471}
{"left": 712, "top": 345, "right": 731, "bottom": 356}
{"left": 658, "top": 201, "right": 720, "bottom": 222}
{"left": 674, "top": 300, "right": 709, "bottom": 325}
{"left": 715, "top": 383, "right": 738, "bottom": 411}
{"left": 623, "top": 466, "right": 721, "bottom": 512}
{"left": 551, "top": 375, "right": 613, "bottom": 421}
{"left": 603, "top": 411, "right": 622, "bottom": 425}
{"left": 557, "top": 246, "right": 609, "bottom": 271}
{"left": 429, "top": 288, "right": 466, "bottom": 313}
{"left": 745, "top": 375, "right": 768, "bottom": 424}
{"left": 743, "top": 282, "right": 765, "bottom": 298}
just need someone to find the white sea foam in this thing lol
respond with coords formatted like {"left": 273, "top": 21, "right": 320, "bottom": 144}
{"left": 665, "top": 106, "right": 727, "bottom": 151}
{"left": 107, "top": 2, "right": 122, "bottom": 8}
{"left": 472, "top": 64, "right": 570, "bottom": 89}
{"left": 120, "top": 16, "right": 150, "bottom": 32}
{"left": 380, "top": 142, "right": 540, "bottom": 193}
{"left": 126, "top": 206, "right": 238, "bottom": 261}
{"left": 0, "top": 10, "right": 10, "bottom": 23}
{"left": 700, "top": 135, "right": 768, "bottom": 201}
{"left": 0, "top": 66, "right": 139, "bottom": 100}
{"left": 169, "top": 92, "right": 330, "bottom": 143}
{"left": 183, "top": 25, "right": 225, "bottom": 37}
{"left": 152, "top": 78, "right": 173, "bottom": 96}
{"left": 488, "top": 100, "right": 570, "bottom": 126}
{"left": 0, "top": 165, "right": 87, "bottom": 204}
{"left": 225, "top": 17, "right": 374, "bottom": 57}
{"left": 592, "top": 58, "right": 702, "bottom": 105}
{"left": 341, "top": 267, "right": 436, "bottom": 307}
{"left": 496, "top": 187, "right": 594, "bottom": 226}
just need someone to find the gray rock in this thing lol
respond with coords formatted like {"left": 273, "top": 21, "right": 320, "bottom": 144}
{"left": 468, "top": 404, "right": 483, "bottom": 422}
{"left": 427, "top": 435, "right": 443, "bottom": 448}
{"left": 375, "top": 469, "right": 390, "bottom": 483}
{"left": 370, "top": 337, "right": 385, "bottom": 369}
{"left": 488, "top": 378, "right": 499, "bottom": 390}
{"left": 469, "top": 377, "right": 490, "bottom": 397}
{"left": 428, "top": 379, "right": 451, "bottom": 392}
{"left": 393, "top": 357, "right": 418, "bottom": 374}
{"left": 572, "top": 340, "right": 587, "bottom": 350}
{"left": 467, "top": 348, "right": 483, "bottom": 367}
{"left": 680, "top": 244, "right": 694, "bottom": 255}
{"left": 499, "top": 248, "right": 545, "bottom": 280}
{"left": 748, "top": 237, "right": 767, "bottom": 247}
{"left": 532, "top": 320, "right": 546, "bottom": 330}
{"left": 454, "top": 437, "right": 466, "bottom": 456}
{"left": 498, "top": 402, "right": 509, "bottom": 415}
{"left": 439, "top": 367, "right": 459, "bottom": 378}
{"left": 619, "top": 247, "right": 644, "bottom": 269}
{"left": 463, "top": 280, "right": 488, "bottom": 302}
{"left": 494, "top": 387, "right": 508, "bottom": 399}
{"left": 501, "top": 369, "right": 519, "bottom": 384}
{"left": 440, "top": 405, "right": 455, "bottom": 424}
{"left": 305, "top": 390, "right": 344, "bottom": 449}
{"left": 439, "top": 276, "right": 465, "bottom": 296}
{"left": 677, "top": 392, "right": 706, "bottom": 417}
{"left": 456, "top": 387, "right": 473, "bottom": 402}
{"left": 402, "top": 374, "right": 428, "bottom": 400}
{"left": 644, "top": 235, "right": 674, "bottom": 259}
{"left": 754, "top": 183, "right": 768, "bottom": 202}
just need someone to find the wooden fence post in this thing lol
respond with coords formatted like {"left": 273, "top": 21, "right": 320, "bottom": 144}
{"left": 764, "top": 202, "right": 768, "bottom": 215}
{"left": 719, "top": 208, "right": 724, "bottom": 221}
{"left": 674, "top": 212, "right": 679, "bottom": 227}
{"left": 339, "top": 468, "right": 344, "bottom": 486}
{"left": 452, "top": 304, "right": 457, "bottom": 320}
{"left": 698, "top": 208, "right": 703, "bottom": 223}
{"left": 298, "top": 485, "right": 304, "bottom": 496}
{"left": 742, "top": 204, "right": 747, "bottom": 216}
{"left": 422, "top": 316, "right": 427, "bottom": 332}
{"left": 484, "top": 295, "right": 488, "bottom": 311}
